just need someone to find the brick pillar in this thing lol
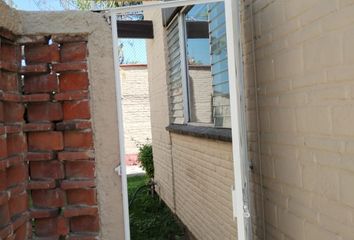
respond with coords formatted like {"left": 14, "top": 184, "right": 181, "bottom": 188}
{"left": 0, "top": 30, "right": 31, "bottom": 240}
{"left": 21, "top": 35, "right": 99, "bottom": 239}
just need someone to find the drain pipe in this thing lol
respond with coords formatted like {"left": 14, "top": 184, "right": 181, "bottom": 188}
{"left": 110, "top": 11, "right": 131, "bottom": 240}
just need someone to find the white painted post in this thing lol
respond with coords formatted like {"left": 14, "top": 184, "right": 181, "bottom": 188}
{"left": 224, "top": 0, "right": 252, "bottom": 239}
{"left": 110, "top": 12, "right": 131, "bottom": 240}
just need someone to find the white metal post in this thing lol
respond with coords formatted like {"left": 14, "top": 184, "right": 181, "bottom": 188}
{"left": 225, "top": 0, "right": 252, "bottom": 239}
{"left": 110, "top": 12, "right": 131, "bottom": 240}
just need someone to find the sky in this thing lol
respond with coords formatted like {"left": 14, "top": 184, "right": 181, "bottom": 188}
{"left": 11, "top": 0, "right": 64, "bottom": 11}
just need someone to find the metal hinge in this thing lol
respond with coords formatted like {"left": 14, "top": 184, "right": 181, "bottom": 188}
{"left": 114, "top": 164, "right": 122, "bottom": 176}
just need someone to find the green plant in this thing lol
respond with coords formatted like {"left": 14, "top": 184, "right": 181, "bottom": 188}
{"left": 137, "top": 143, "right": 154, "bottom": 179}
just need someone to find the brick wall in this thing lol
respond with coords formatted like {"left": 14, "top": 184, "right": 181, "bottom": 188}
{"left": 0, "top": 29, "right": 99, "bottom": 239}
{"left": 120, "top": 65, "right": 151, "bottom": 155}
{"left": 242, "top": 0, "right": 354, "bottom": 239}
{"left": 0, "top": 29, "right": 29, "bottom": 240}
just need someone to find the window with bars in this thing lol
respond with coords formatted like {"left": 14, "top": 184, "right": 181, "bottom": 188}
{"left": 166, "top": 2, "right": 230, "bottom": 128}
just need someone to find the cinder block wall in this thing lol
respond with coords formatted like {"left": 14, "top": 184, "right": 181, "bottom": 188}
{"left": 243, "top": 0, "right": 354, "bottom": 239}
{"left": 120, "top": 65, "right": 151, "bottom": 154}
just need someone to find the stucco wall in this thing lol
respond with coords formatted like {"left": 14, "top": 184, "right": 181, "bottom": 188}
{"left": 120, "top": 65, "right": 151, "bottom": 154}
{"left": 19, "top": 10, "right": 125, "bottom": 239}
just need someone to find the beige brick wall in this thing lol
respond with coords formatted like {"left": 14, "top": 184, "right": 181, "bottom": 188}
{"left": 120, "top": 65, "right": 152, "bottom": 154}
{"left": 146, "top": 0, "right": 354, "bottom": 240}
{"left": 145, "top": 7, "right": 237, "bottom": 240}
{"left": 243, "top": 0, "right": 354, "bottom": 239}
{"left": 145, "top": 7, "right": 175, "bottom": 210}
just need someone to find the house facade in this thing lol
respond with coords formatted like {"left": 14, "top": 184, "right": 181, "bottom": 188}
{"left": 145, "top": 0, "right": 354, "bottom": 239}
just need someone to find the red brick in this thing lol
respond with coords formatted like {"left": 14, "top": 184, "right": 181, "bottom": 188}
{"left": 0, "top": 135, "right": 7, "bottom": 159}
{"left": 30, "top": 161, "right": 64, "bottom": 180}
{"left": 9, "top": 192, "right": 28, "bottom": 217}
{"left": 6, "top": 156, "right": 23, "bottom": 169}
{"left": 65, "top": 161, "right": 95, "bottom": 179}
{"left": 54, "top": 91, "right": 88, "bottom": 101}
{"left": 63, "top": 206, "right": 97, "bottom": 218}
{"left": 20, "top": 64, "right": 48, "bottom": 74}
{"left": 35, "top": 216, "right": 68, "bottom": 237}
{"left": 0, "top": 43, "right": 20, "bottom": 65}
{"left": 32, "top": 189, "right": 65, "bottom": 208}
{"left": 0, "top": 28, "right": 16, "bottom": 41}
{"left": 63, "top": 100, "right": 90, "bottom": 120}
{"left": 56, "top": 121, "right": 91, "bottom": 131}
{"left": 59, "top": 72, "right": 88, "bottom": 92}
{"left": 22, "top": 94, "right": 50, "bottom": 102}
{"left": 0, "top": 203, "right": 10, "bottom": 227}
{"left": 0, "top": 72, "right": 19, "bottom": 92}
{"left": 0, "top": 170, "right": 7, "bottom": 191}
{"left": 0, "top": 224, "right": 13, "bottom": 239}
{"left": 30, "top": 208, "right": 59, "bottom": 219}
{"left": 3, "top": 102, "right": 24, "bottom": 123}
{"left": 57, "top": 151, "right": 94, "bottom": 161}
{"left": 9, "top": 183, "right": 26, "bottom": 197}
{"left": 24, "top": 74, "right": 58, "bottom": 94}
{"left": 0, "top": 92, "right": 21, "bottom": 102}
{"left": 66, "top": 188, "right": 96, "bottom": 206}
{"left": 0, "top": 102, "right": 4, "bottom": 122}
{"left": 12, "top": 212, "right": 30, "bottom": 230}
{"left": 70, "top": 215, "right": 99, "bottom": 233}
{"left": 23, "top": 123, "right": 54, "bottom": 132}
{"left": 0, "top": 59, "right": 17, "bottom": 72}
{"left": 60, "top": 180, "right": 95, "bottom": 190}
{"left": 64, "top": 131, "right": 93, "bottom": 150}
{"left": 28, "top": 132, "right": 63, "bottom": 151}
{"left": 6, "top": 164, "right": 28, "bottom": 188}
{"left": 27, "top": 180, "right": 55, "bottom": 190}
{"left": 13, "top": 222, "right": 27, "bottom": 240}
{"left": 26, "top": 152, "right": 54, "bottom": 161}
{"left": 25, "top": 44, "right": 60, "bottom": 64}
{"left": 60, "top": 42, "right": 87, "bottom": 62}
{"left": 27, "top": 102, "right": 63, "bottom": 122}
{"left": 52, "top": 62, "right": 87, "bottom": 72}
{"left": 5, "top": 125, "right": 21, "bottom": 134}
{"left": 7, "top": 133, "right": 27, "bottom": 156}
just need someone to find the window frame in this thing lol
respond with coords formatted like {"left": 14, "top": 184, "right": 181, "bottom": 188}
{"left": 169, "top": 4, "right": 230, "bottom": 128}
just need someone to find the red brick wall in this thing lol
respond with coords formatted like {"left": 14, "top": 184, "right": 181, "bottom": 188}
{"left": 0, "top": 29, "right": 99, "bottom": 240}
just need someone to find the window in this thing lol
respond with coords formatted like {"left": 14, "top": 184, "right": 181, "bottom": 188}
{"left": 166, "top": 2, "right": 230, "bottom": 128}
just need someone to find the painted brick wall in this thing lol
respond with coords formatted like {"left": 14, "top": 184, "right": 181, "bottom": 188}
{"left": 120, "top": 65, "right": 151, "bottom": 155}
{"left": 145, "top": 7, "right": 237, "bottom": 240}
{"left": 242, "top": 0, "right": 354, "bottom": 239}
{"left": 0, "top": 29, "right": 99, "bottom": 239}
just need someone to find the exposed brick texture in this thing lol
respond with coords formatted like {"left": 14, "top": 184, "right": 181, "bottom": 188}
{"left": 0, "top": 30, "right": 97, "bottom": 239}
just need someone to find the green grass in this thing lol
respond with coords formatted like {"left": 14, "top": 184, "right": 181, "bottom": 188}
{"left": 128, "top": 175, "right": 184, "bottom": 240}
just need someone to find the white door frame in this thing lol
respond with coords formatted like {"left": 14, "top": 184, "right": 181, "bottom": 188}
{"left": 109, "top": 1, "right": 251, "bottom": 239}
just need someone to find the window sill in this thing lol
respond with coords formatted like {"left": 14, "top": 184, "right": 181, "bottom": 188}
{"left": 166, "top": 124, "right": 232, "bottom": 142}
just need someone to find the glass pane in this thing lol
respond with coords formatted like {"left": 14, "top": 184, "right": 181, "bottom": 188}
{"left": 185, "top": 4, "right": 213, "bottom": 125}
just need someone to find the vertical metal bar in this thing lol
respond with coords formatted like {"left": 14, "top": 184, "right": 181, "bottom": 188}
{"left": 178, "top": 13, "right": 190, "bottom": 123}
{"left": 224, "top": 0, "right": 252, "bottom": 239}
{"left": 110, "top": 12, "right": 131, "bottom": 240}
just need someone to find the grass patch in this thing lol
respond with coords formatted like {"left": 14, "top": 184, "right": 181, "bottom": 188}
{"left": 128, "top": 175, "right": 184, "bottom": 240}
